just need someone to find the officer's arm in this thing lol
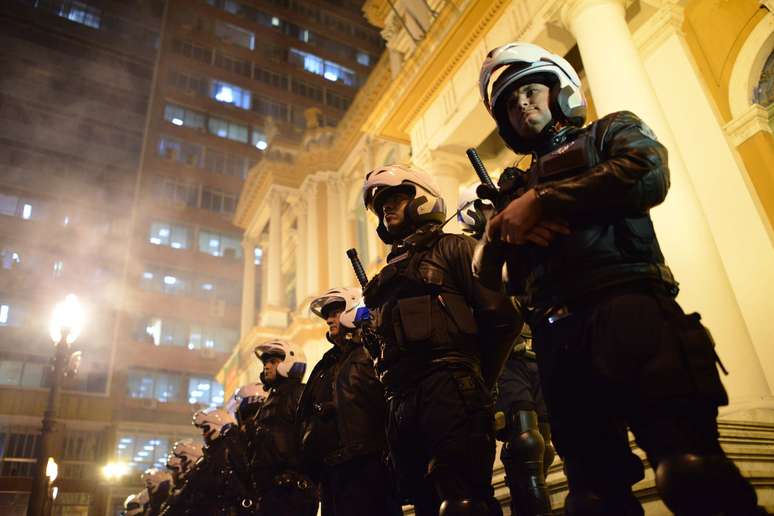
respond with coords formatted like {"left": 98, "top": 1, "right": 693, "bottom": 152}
{"left": 443, "top": 235, "right": 523, "bottom": 333}
{"left": 535, "top": 111, "right": 670, "bottom": 220}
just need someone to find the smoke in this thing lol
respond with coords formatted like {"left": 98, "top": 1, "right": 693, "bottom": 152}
{"left": 0, "top": 10, "right": 158, "bottom": 383}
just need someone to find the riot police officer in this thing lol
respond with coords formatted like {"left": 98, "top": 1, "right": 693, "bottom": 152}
{"left": 142, "top": 468, "right": 173, "bottom": 516}
{"left": 158, "top": 439, "right": 204, "bottom": 516}
{"left": 252, "top": 339, "right": 318, "bottom": 515}
{"left": 361, "top": 165, "right": 522, "bottom": 516}
{"left": 122, "top": 490, "right": 149, "bottom": 516}
{"left": 475, "top": 42, "right": 763, "bottom": 515}
{"left": 458, "top": 188, "right": 554, "bottom": 516}
{"left": 299, "top": 287, "right": 402, "bottom": 516}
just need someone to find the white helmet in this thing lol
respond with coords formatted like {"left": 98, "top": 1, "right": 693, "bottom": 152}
{"left": 193, "top": 407, "right": 236, "bottom": 440}
{"left": 363, "top": 164, "right": 446, "bottom": 243}
{"left": 172, "top": 438, "right": 203, "bottom": 467}
{"left": 457, "top": 184, "right": 494, "bottom": 240}
{"left": 480, "top": 42, "right": 586, "bottom": 152}
{"left": 123, "top": 490, "right": 149, "bottom": 516}
{"left": 142, "top": 467, "right": 172, "bottom": 492}
{"left": 254, "top": 339, "right": 307, "bottom": 379}
{"left": 166, "top": 453, "right": 184, "bottom": 474}
{"left": 226, "top": 382, "right": 268, "bottom": 417}
{"left": 310, "top": 287, "right": 362, "bottom": 331}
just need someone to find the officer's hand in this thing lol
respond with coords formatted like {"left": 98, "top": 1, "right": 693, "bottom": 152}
{"left": 487, "top": 189, "right": 546, "bottom": 244}
{"left": 523, "top": 220, "right": 571, "bottom": 247}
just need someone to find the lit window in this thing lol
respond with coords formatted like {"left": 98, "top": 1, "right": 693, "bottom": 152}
{"left": 58, "top": 1, "right": 101, "bottom": 29}
{"left": 254, "top": 248, "right": 262, "bottom": 265}
{"left": 53, "top": 260, "right": 64, "bottom": 277}
{"left": 171, "top": 118, "right": 183, "bottom": 126}
{"left": 143, "top": 272, "right": 154, "bottom": 279}
{"left": 21, "top": 204, "right": 32, "bottom": 220}
{"left": 188, "top": 377, "right": 225, "bottom": 408}
{"left": 271, "top": 16, "right": 280, "bottom": 27}
{"left": 0, "top": 305, "right": 9, "bottom": 325}
{"left": 211, "top": 81, "right": 251, "bottom": 110}
{"left": 356, "top": 51, "right": 370, "bottom": 66}
{"left": 63, "top": 216, "right": 70, "bottom": 225}
{"left": 149, "top": 222, "right": 189, "bottom": 249}
{"left": 163, "top": 275, "right": 177, "bottom": 285}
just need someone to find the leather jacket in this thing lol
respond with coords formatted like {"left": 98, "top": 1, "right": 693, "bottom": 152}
{"left": 476, "top": 111, "right": 677, "bottom": 308}
{"left": 364, "top": 224, "right": 522, "bottom": 393}
{"left": 298, "top": 333, "right": 387, "bottom": 475}
{"left": 251, "top": 377, "right": 306, "bottom": 486}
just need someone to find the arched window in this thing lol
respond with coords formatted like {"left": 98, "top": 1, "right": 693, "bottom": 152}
{"left": 753, "top": 49, "right": 774, "bottom": 107}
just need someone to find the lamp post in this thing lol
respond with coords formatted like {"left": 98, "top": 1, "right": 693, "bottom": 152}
{"left": 27, "top": 294, "right": 84, "bottom": 516}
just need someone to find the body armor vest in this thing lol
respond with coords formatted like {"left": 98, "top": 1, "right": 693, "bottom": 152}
{"left": 364, "top": 228, "right": 481, "bottom": 392}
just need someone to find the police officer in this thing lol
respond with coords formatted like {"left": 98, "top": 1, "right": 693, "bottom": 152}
{"left": 458, "top": 188, "right": 554, "bottom": 516}
{"left": 122, "top": 490, "right": 150, "bottom": 516}
{"left": 476, "top": 42, "right": 763, "bottom": 515}
{"left": 252, "top": 339, "right": 318, "bottom": 515}
{"left": 299, "top": 287, "right": 402, "bottom": 516}
{"left": 158, "top": 439, "right": 204, "bottom": 516}
{"left": 192, "top": 407, "right": 256, "bottom": 514}
{"left": 142, "top": 468, "right": 173, "bottom": 516}
{"left": 361, "top": 165, "right": 522, "bottom": 515}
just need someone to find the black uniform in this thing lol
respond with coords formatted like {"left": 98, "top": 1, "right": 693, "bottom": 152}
{"left": 495, "top": 340, "right": 554, "bottom": 515}
{"left": 480, "top": 110, "right": 761, "bottom": 514}
{"left": 363, "top": 224, "right": 521, "bottom": 516}
{"left": 299, "top": 333, "right": 402, "bottom": 516}
{"left": 251, "top": 377, "right": 318, "bottom": 516}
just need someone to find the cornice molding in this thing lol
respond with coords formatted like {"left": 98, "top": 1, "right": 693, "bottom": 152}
{"left": 632, "top": 1, "right": 684, "bottom": 57}
{"left": 363, "top": 0, "right": 511, "bottom": 142}
{"left": 724, "top": 103, "right": 774, "bottom": 146}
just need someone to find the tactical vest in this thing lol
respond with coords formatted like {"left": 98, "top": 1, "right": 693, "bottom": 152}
{"left": 364, "top": 229, "right": 481, "bottom": 391}
{"left": 503, "top": 124, "right": 677, "bottom": 308}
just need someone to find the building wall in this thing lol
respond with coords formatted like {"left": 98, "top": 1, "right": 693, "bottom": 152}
{"left": 228, "top": 0, "right": 774, "bottom": 512}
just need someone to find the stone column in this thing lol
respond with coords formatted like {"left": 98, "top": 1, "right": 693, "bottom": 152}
{"left": 305, "top": 179, "right": 321, "bottom": 298}
{"left": 326, "top": 175, "right": 344, "bottom": 287}
{"left": 419, "top": 149, "right": 475, "bottom": 234}
{"left": 294, "top": 200, "right": 309, "bottom": 305}
{"left": 240, "top": 238, "right": 256, "bottom": 338}
{"left": 561, "top": 0, "right": 772, "bottom": 405}
{"left": 258, "top": 190, "right": 288, "bottom": 328}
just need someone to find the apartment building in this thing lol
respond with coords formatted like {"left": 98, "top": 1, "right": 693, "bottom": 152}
{"left": 0, "top": 0, "right": 382, "bottom": 513}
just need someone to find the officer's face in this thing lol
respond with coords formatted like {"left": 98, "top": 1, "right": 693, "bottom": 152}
{"left": 262, "top": 357, "right": 281, "bottom": 381}
{"left": 506, "top": 83, "right": 552, "bottom": 137}
{"left": 381, "top": 191, "right": 411, "bottom": 233}
{"left": 326, "top": 308, "right": 343, "bottom": 338}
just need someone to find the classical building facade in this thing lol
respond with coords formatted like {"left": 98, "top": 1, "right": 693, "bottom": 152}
{"left": 222, "top": 0, "right": 774, "bottom": 512}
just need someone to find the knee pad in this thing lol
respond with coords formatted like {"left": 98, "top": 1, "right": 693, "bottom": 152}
{"left": 438, "top": 499, "right": 491, "bottom": 516}
{"left": 565, "top": 488, "right": 643, "bottom": 516}
{"left": 508, "top": 410, "right": 545, "bottom": 465}
{"left": 655, "top": 453, "right": 758, "bottom": 515}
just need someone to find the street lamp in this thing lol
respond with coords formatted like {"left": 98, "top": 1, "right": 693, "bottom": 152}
{"left": 27, "top": 295, "right": 85, "bottom": 516}
{"left": 101, "top": 462, "right": 129, "bottom": 483}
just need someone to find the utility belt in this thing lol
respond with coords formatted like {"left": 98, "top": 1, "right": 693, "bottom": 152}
{"left": 526, "top": 266, "right": 678, "bottom": 327}
{"left": 323, "top": 441, "right": 384, "bottom": 467}
{"left": 273, "top": 471, "right": 314, "bottom": 492}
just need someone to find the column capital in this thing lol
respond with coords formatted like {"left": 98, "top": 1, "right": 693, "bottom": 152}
{"left": 724, "top": 103, "right": 774, "bottom": 146}
{"left": 633, "top": 2, "right": 685, "bottom": 57}
{"left": 415, "top": 147, "right": 473, "bottom": 182}
{"left": 560, "top": 0, "right": 626, "bottom": 33}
